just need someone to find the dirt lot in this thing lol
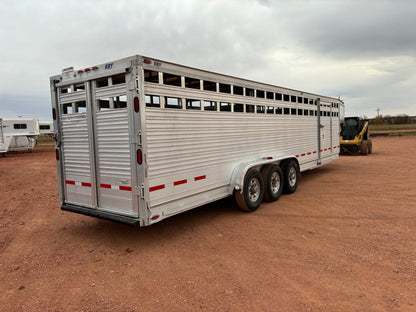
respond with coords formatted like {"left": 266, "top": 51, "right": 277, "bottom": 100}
{"left": 1, "top": 137, "right": 415, "bottom": 311}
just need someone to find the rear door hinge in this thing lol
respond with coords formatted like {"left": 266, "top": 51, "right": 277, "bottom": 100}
{"left": 138, "top": 131, "right": 142, "bottom": 146}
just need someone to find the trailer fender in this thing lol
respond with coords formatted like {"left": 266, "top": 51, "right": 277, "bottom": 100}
{"left": 229, "top": 156, "right": 297, "bottom": 194}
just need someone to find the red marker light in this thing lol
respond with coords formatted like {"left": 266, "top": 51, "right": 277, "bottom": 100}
{"left": 84, "top": 68, "right": 91, "bottom": 72}
{"left": 137, "top": 149, "right": 142, "bottom": 164}
{"left": 134, "top": 97, "right": 139, "bottom": 112}
{"left": 151, "top": 215, "right": 160, "bottom": 220}
{"left": 77, "top": 70, "right": 83, "bottom": 74}
{"left": 143, "top": 59, "right": 151, "bottom": 64}
{"left": 92, "top": 66, "right": 98, "bottom": 70}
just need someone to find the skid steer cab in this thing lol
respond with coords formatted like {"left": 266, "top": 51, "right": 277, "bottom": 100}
{"left": 340, "top": 117, "right": 372, "bottom": 155}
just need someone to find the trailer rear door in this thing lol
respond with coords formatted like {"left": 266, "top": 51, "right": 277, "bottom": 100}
{"left": 94, "top": 78, "right": 133, "bottom": 214}
{"left": 56, "top": 69, "right": 137, "bottom": 217}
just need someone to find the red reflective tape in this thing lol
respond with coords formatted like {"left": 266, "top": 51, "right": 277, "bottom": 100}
{"left": 173, "top": 179, "right": 187, "bottom": 186}
{"left": 307, "top": 152, "right": 311, "bottom": 155}
{"left": 119, "top": 186, "right": 132, "bottom": 191}
{"left": 65, "top": 180, "right": 75, "bottom": 185}
{"left": 338, "top": 145, "right": 340, "bottom": 148}
{"left": 301, "top": 153, "right": 306, "bottom": 156}
{"left": 81, "top": 182, "right": 91, "bottom": 187}
{"left": 324, "top": 148, "right": 328, "bottom": 151}
{"left": 334, "top": 146, "right": 337, "bottom": 149}
{"left": 313, "top": 151, "right": 317, "bottom": 154}
{"left": 100, "top": 184, "right": 111, "bottom": 189}
{"left": 295, "top": 155, "right": 299, "bottom": 158}
{"left": 149, "top": 184, "right": 165, "bottom": 192}
{"left": 195, "top": 175, "right": 206, "bottom": 181}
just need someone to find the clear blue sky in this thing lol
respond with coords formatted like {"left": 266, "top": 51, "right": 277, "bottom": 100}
{"left": 1, "top": 0, "right": 415, "bottom": 122}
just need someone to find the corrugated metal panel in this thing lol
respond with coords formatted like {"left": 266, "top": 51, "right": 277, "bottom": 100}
{"left": 62, "top": 114, "right": 91, "bottom": 178}
{"left": 145, "top": 109, "right": 322, "bottom": 206}
{"left": 321, "top": 117, "right": 332, "bottom": 156}
{"left": 61, "top": 113, "right": 93, "bottom": 206}
{"left": 332, "top": 116, "right": 340, "bottom": 148}
{"left": 59, "top": 91, "right": 86, "bottom": 104}
{"left": 96, "top": 109, "right": 131, "bottom": 178}
{"left": 146, "top": 110, "right": 319, "bottom": 177}
{"left": 95, "top": 84, "right": 127, "bottom": 99}
{"left": 95, "top": 109, "right": 133, "bottom": 213}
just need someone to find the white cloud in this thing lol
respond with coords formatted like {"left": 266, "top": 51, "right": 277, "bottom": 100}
{"left": 0, "top": 0, "right": 415, "bottom": 121}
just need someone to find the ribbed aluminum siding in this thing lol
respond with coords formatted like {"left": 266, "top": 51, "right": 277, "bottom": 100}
{"left": 61, "top": 113, "right": 93, "bottom": 206}
{"left": 61, "top": 114, "right": 91, "bottom": 178}
{"left": 145, "top": 109, "right": 321, "bottom": 206}
{"left": 95, "top": 109, "right": 132, "bottom": 213}
{"left": 96, "top": 110, "right": 131, "bottom": 178}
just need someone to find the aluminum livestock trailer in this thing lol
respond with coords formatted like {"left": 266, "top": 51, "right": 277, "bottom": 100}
{"left": 50, "top": 55, "right": 344, "bottom": 226}
{"left": 0, "top": 118, "right": 39, "bottom": 154}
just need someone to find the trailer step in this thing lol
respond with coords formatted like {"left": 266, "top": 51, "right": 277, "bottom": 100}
{"left": 61, "top": 204, "right": 142, "bottom": 227}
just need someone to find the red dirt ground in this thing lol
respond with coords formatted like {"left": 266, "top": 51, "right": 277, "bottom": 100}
{"left": 1, "top": 137, "right": 415, "bottom": 311}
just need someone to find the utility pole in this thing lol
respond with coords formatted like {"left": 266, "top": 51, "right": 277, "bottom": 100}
{"left": 376, "top": 108, "right": 380, "bottom": 118}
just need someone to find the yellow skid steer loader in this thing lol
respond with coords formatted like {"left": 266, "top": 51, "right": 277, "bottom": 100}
{"left": 340, "top": 117, "right": 372, "bottom": 155}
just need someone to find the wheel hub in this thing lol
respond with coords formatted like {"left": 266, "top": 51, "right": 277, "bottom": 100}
{"left": 248, "top": 178, "right": 260, "bottom": 202}
{"left": 271, "top": 172, "right": 281, "bottom": 193}
{"left": 289, "top": 167, "right": 296, "bottom": 187}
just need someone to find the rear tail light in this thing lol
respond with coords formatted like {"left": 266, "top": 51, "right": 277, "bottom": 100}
{"left": 52, "top": 108, "right": 56, "bottom": 120}
{"left": 134, "top": 97, "right": 139, "bottom": 112}
{"left": 137, "top": 149, "right": 142, "bottom": 164}
{"left": 143, "top": 59, "right": 152, "bottom": 64}
{"left": 55, "top": 149, "right": 60, "bottom": 160}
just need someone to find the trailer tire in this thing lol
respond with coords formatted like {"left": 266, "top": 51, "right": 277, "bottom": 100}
{"left": 367, "top": 139, "right": 372, "bottom": 154}
{"left": 261, "top": 164, "right": 283, "bottom": 202}
{"left": 235, "top": 169, "right": 264, "bottom": 212}
{"left": 283, "top": 160, "right": 300, "bottom": 194}
{"left": 360, "top": 140, "right": 368, "bottom": 155}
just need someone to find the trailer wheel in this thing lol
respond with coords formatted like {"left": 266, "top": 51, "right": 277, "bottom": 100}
{"left": 235, "top": 169, "right": 264, "bottom": 212}
{"left": 261, "top": 164, "right": 283, "bottom": 202}
{"left": 283, "top": 160, "right": 300, "bottom": 194}
{"left": 367, "top": 139, "right": 372, "bottom": 154}
{"left": 360, "top": 140, "right": 368, "bottom": 155}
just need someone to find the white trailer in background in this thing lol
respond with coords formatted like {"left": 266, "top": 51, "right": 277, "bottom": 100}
{"left": 0, "top": 118, "right": 8, "bottom": 154}
{"left": 39, "top": 122, "right": 54, "bottom": 136}
{"left": 0, "top": 118, "right": 39, "bottom": 154}
{"left": 50, "top": 55, "right": 344, "bottom": 227}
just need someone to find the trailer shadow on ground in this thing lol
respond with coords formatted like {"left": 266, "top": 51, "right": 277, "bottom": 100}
{"left": 62, "top": 162, "right": 345, "bottom": 245}
{"left": 58, "top": 196, "right": 241, "bottom": 247}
